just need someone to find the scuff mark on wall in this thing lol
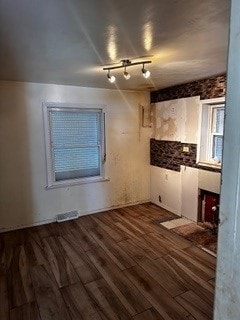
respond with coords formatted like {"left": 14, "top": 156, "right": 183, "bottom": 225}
{"left": 155, "top": 101, "right": 181, "bottom": 140}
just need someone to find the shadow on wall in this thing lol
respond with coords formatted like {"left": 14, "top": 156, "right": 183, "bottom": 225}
{"left": 0, "top": 81, "right": 33, "bottom": 229}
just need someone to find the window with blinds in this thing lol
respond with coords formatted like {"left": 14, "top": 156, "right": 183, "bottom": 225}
{"left": 43, "top": 104, "right": 105, "bottom": 187}
{"left": 211, "top": 107, "right": 224, "bottom": 163}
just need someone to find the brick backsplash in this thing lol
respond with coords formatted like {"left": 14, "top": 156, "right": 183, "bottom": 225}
{"left": 150, "top": 139, "right": 221, "bottom": 172}
{"left": 151, "top": 74, "right": 226, "bottom": 103}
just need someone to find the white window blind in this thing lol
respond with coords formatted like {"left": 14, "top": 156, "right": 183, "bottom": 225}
{"left": 211, "top": 107, "right": 224, "bottom": 163}
{"left": 49, "top": 109, "right": 102, "bottom": 182}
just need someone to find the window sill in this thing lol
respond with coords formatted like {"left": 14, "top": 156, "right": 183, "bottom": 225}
{"left": 46, "top": 176, "right": 110, "bottom": 189}
{"left": 197, "top": 161, "right": 221, "bottom": 170}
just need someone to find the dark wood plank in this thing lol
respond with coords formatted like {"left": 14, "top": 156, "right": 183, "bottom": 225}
{"left": 31, "top": 224, "right": 53, "bottom": 240}
{"left": 184, "top": 245, "right": 216, "bottom": 270}
{"left": 70, "top": 224, "right": 99, "bottom": 251}
{"left": 128, "top": 238, "right": 165, "bottom": 260}
{"left": 87, "top": 247, "right": 151, "bottom": 316}
{"left": 31, "top": 264, "right": 71, "bottom": 320}
{"left": 43, "top": 236, "right": 79, "bottom": 288}
{"left": 0, "top": 236, "right": 6, "bottom": 275}
{"left": 123, "top": 265, "right": 190, "bottom": 320}
{"left": 0, "top": 275, "right": 9, "bottom": 320}
{"left": 143, "top": 231, "right": 190, "bottom": 252}
{"left": 10, "top": 301, "right": 41, "bottom": 320}
{"left": 77, "top": 215, "right": 99, "bottom": 230}
{"left": 85, "top": 278, "right": 132, "bottom": 320}
{"left": 118, "top": 236, "right": 168, "bottom": 262}
{"left": 61, "top": 282, "right": 102, "bottom": 320}
{"left": 169, "top": 248, "right": 215, "bottom": 281}
{"left": 175, "top": 290, "right": 213, "bottom": 320}
{"left": 137, "top": 257, "right": 188, "bottom": 297}
{"left": 7, "top": 246, "right": 34, "bottom": 308}
{"left": 208, "top": 278, "right": 215, "bottom": 286}
{"left": 58, "top": 235, "right": 101, "bottom": 284}
{"left": 133, "top": 308, "right": 165, "bottom": 320}
{"left": 24, "top": 238, "right": 47, "bottom": 267}
{"left": 114, "top": 210, "right": 148, "bottom": 235}
{"left": 140, "top": 234, "right": 169, "bottom": 256}
{"left": 163, "top": 254, "right": 214, "bottom": 304}
{"left": 7, "top": 270, "right": 34, "bottom": 309}
{"left": 154, "top": 226, "right": 192, "bottom": 249}
{"left": 89, "top": 227, "right": 136, "bottom": 270}
{"left": 115, "top": 210, "right": 155, "bottom": 234}
{"left": 114, "top": 221, "right": 143, "bottom": 241}
{"left": 91, "top": 215, "right": 128, "bottom": 242}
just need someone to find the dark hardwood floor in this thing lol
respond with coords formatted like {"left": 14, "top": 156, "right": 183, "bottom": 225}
{"left": 0, "top": 203, "right": 216, "bottom": 320}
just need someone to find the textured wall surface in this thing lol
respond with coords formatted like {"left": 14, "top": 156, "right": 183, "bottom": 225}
{"left": 151, "top": 74, "right": 226, "bottom": 103}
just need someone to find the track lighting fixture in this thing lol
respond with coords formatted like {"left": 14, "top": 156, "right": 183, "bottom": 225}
{"left": 107, "top": 70, "right": 116, "bottom": 83}
{"left": 142, "top": 63, "right": 151, "bottom": 79}
{"left": 103, "top": 59, "right": 151, "bottom": 83}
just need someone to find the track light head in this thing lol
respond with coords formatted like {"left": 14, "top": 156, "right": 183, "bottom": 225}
{"left": 123, "top": 66, "right": 131, "bottom": 80}
{"left": 107, "top": 70, "right": 116, "bottom": 83}
{"left": 142, "top": 64, "right": 151, "bottom": 79}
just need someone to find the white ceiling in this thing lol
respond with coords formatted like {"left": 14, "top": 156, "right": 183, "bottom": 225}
{"left": 0, "top": 0, "right": 230, "bottom": 91}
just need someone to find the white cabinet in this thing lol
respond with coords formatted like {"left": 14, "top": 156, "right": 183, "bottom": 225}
{"left": 181, "top": 166, "right": 198, "bottom": 222}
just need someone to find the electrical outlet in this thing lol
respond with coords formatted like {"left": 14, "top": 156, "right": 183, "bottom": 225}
{"left": 158, "top": 195, "right": 162, "bottom": 203}
{"left": 182, "top": 146, "right": 189, "bottom": 152}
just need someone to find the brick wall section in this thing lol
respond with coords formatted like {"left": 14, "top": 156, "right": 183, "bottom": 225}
{"left": 150, "top": 139, "right": 182, "bottom": 171}
{"left": 150, "top": 139, "right": 221, "bottom": 172}
{"left": 150, "top": 74, "right": 226, "bottom": 103}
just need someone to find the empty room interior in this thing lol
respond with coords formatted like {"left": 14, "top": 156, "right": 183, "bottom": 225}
{"left": 1, "top": 1, "right": 240, "bottom": 319}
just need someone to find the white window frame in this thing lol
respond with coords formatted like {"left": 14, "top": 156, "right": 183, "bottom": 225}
{"left": 197, "top": 97, "right": 225, "bottom": 168}
{"left": 43, "top": 102, "right": 107, "bottom": 189}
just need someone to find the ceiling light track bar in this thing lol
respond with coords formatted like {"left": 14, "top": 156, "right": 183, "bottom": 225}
{"left": 104, "top": 59, "right": 152, "bottom": 83}
{"left": 103, "top": 60, "right": 152, "bottom": 71}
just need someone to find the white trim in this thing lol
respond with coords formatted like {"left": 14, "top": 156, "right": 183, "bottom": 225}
{"left": 200, "top": 97, "right": 225, "bottom": 104}
{"left": 0, "top": 200, "right": 151, "bottom": 233}
{"left": 196, "top": 101, "right": 203, "bottom": 163}
{"left": 46, "top": 177, "right": 110, "bottom": 189}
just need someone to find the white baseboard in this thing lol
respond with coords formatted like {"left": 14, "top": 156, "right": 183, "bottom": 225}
{"left": 0, "top": 199, "right": 151, "bottom": 233}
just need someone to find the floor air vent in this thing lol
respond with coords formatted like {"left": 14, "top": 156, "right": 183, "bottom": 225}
{"left": 56, "top": 210, "right": 78, "bottom": 223}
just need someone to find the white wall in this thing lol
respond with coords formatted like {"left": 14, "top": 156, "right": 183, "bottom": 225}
{"left": 150, "top": 166, "right": 182, "bottom": 215}
{"left": 0, "top": 81, "right": 151, "bottom": 229}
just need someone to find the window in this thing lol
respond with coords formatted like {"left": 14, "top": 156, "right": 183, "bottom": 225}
{"left": 43, "top": 103, "right": 106, "bottom": 188}
{"left": 211, "top": 106, "right": 224, "bottom": 162}
{"left": 198, "top": 98, "right": 225, "bottom": 167}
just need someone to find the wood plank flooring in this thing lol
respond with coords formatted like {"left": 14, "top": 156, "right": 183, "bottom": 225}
{"left": 0, "top": 203, "right": 216, "bottom": 320}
